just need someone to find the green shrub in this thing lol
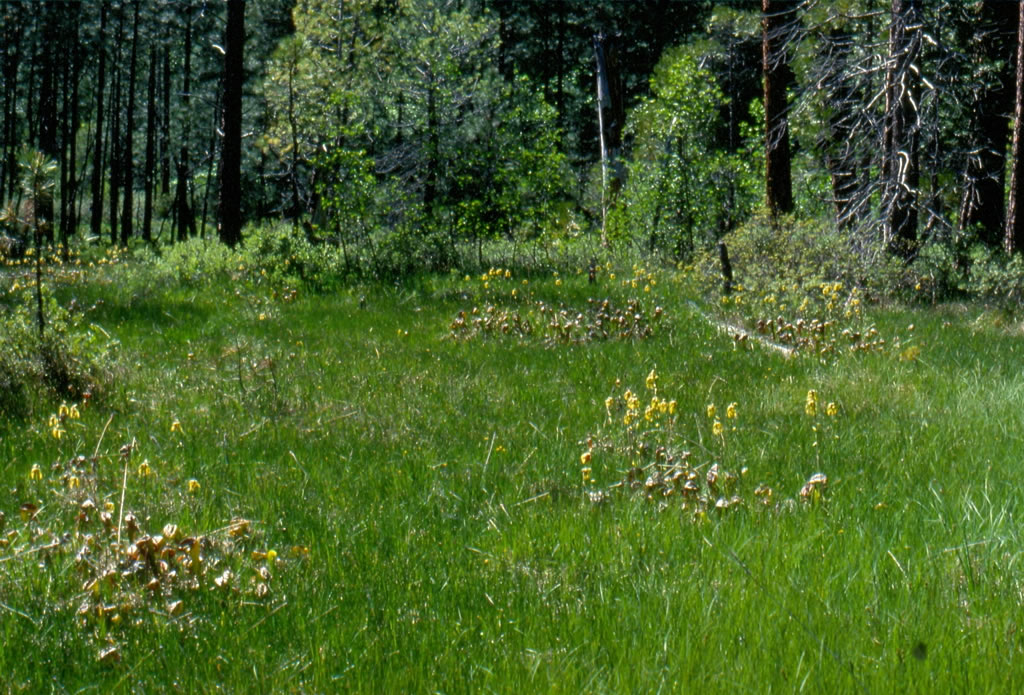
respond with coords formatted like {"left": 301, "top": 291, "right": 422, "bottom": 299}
{"left": 0, "top": 282, "right": 114, "bottom": 418}
{"left": 689, "top": 213, "right": 913, "bottom": 302}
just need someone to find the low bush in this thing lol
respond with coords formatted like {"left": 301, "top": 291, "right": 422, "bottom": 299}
{"left": 0, "top": 273, "right": 114, "bottom": 418}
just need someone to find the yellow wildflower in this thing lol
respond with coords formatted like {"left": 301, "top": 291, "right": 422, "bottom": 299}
{"left": 668, "top": 400, "right": 677, "bottom": 415}
{"left": 187, "top": 479, "right": 201, "bottom": 493}
{"left": 624, "top": 390, "right": 639, "bottom": 411}
{"left": 604, "top": 396, "right": 614, "bottom": 411}
{"left": 826, "top": 402, "right": 838, "bottom": 417}
{"left": 805, "top": 390, "right": 818, "bottom": 417}
{"left": 726, "top": 402, "right": 737, "bottom": 419}
{"left": 30, "top": 464, "right": 43, "bottom": 481}
{"left": 68, "top": 476, "right": 80, "bottom": 489}
{"left": 138, "top": 461, "right": 152, "bottom": 476}
{"left": 712, "top": 420, "right": 724, "bottom": 437}
{"left": 645, "top": 369, "right": 657, "bottom": 392}
{"left": 581, "top": 467, "right": 592, "bottom": 483}
{"left": 69, "top": 404, "right": 80, "bottom": 419}
{"left": 580, "top": 451, "right": 592, "bottom": 465}
{"left": 59, "top": 403, "right": 69, "bottom": 418}
{"left": 171, "top": 420, "right": 183, "bottom": 433}
{"left": 706, "top": 404, "right": 716, "bottom": 419}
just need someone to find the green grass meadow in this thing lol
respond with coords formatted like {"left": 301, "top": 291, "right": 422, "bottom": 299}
{"left": 3, "top": 259, "right": 1024, "bottom": 693}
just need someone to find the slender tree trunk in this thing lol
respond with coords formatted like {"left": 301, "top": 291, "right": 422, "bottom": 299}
{"left": 424, "top": 82, "right": 439, "bottom": 216}
{"left": 67, "top": 8, "right": 82, "bottom": 245}
{"left": 58, "top": 2, "right": 82, "bottom": 251}
{"left": 161, "top": 47, "right": 171, "bottom": 195}
{"left": 763, "top": 0, "right": 795, "bottom": 218}
{"left": 883, "top": 0, "right": 921, "bottom": 258}
{"left": 60, "top": 33, "right": 70, "bottom": 249}
{"left": 26, "top": 18, "right": 36, "bottom": 149}
{"left": 218, "top": 0, "right": 245, "bottom": 247}
{"left": 143, "top": 45, "right": 156, "bottom": 243}
{"left": 37, "top": 5, "right": 58, "bottom": 244}
{"left": 288, "top": 47, "right": 301, "bottom": 220}
{"left": 37, "top": 6, "right": 58, "bottom": 160}
{"left": 0, "top": 5, "right": 11, "bottom": 198}
{"left": 201, "top": 91, "right": 220, "bottom": 237}
{"left": 1005, "top": 1, "right": 1024, "bottom": 253}
{"left": 0, "top": 2, "right": 21, "bottom": 200}
{"left": 960, "top": 0, "right": 1017, "bottom": 245}
{"left": 90, "top": 0, "right": 108, "bottom": 241}
{"left": 823, "top": 29, "right": 859, "bottom": 228}
{"left": 177, "top": 4, "right": 194, "bottom": 243}
{"left": 120, "top": 0, "right": 140, "bottom": 247}
{"left": 109, "top": 67, "right": 121, "bottom": 247}
{"left": 594, "top": 33, "right": 625, "bottom": 241}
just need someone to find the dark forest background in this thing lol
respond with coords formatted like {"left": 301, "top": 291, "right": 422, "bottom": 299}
{"left": 3, "top": 0, "right": 1024, "bottom": 288}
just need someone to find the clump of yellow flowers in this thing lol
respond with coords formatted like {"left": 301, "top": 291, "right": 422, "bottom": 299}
{"left": 805, "top": 390, "right": 839, "bottom": 419}
{"left": 585, "top": 369, "right": 680, "bottom": 485}
{"left": 805, "top": 389, "right": 818, "bottom": 417}
{"left": 47, "top": 401, "right": 81, "bottom": 439}
{"left": 706, "top": 401, "right": 737, "bottom": 439}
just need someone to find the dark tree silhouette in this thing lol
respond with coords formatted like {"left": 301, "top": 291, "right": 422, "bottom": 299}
{"left": 762, "top": 0, "right": 794, "bottom": 218}
{"left": 1006, "top": 0, "right": 1024, "bottom": 253}
{"left": 218, "top": 0, "right": 245, "bottom": 247}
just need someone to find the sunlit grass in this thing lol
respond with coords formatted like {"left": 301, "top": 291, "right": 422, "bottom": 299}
{"left": 1, "top": 256, "right": 1023, "bottom": 692}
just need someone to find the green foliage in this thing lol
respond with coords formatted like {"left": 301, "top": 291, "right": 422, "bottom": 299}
{"left": 162, "top": 237, "right": 243, "bottom": 286}
{"left": 265, "top": 1, "right": 571, "bottom": 277}
{"left": 916, "top": 238, "right": 1024, "bottom": 305}
{"left": 0, "top": 275, "right": 112, "bottom": 417}
{"left": 609, "top": 45, "right": 761, "bottom": 258}
{"left": 691, "top": 213, "right": 912, "bottom": 302}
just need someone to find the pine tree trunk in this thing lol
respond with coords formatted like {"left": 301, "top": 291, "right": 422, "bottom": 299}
{"left": 67, "top": 8, "right": 82, "bottom": 244}
{"left": 177, "top": 4, "right": 194, "bottom": 243}
{"left": 960, "top": 0, "right": 1017, "bottom": 245}
{"left": 143, "top": 45, "right": 156, "bottom": 243}
{"left": 763, "top": 0, "right": 794, "bottom": 218}
{"left": 823, "top": 29, "right": 859, "bottom": 228}
{"left": 161, "top": 47, "right": 171, "bottom": 195}
{"left": 109, "top": 65, "right": 120, "bottom": 247}
{"left": 883, "top": 0, "right": 921, "bottom": 258}
{"left": 90, "top": 0, "right": 107, "bottom": 240}
{"left": 218, "top": 0, "right": 245, "bottom": 247}
{"left": 59, "top": 34, "right": 70, "bottom": 248}
{"left": 594, "top": 33, "right": 625, "bottom": 240}
{"left": 1005, "top": 1, "right": 1024, "bottom": 253}
{"left": 120, "top": 0, "right": 139, "bottom": 247}
{"left": 37, "top": 4, "right": 58, "bottom": 244}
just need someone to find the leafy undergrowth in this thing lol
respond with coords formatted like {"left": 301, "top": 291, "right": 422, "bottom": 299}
{"left": 3, "top": 404, "right": 301, "bottom": 665}
{"left": 0, "top": 244, "right": 120, "bottom": 418}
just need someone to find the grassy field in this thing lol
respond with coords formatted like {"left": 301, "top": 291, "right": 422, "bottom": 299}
{"left": 2, "top": 255, "right": 1024, "bottom": 693}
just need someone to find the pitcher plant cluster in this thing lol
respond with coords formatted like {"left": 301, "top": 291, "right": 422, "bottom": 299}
{"left": 3, "top": 408, "right": 306, "bottom": 664}
{"left": 580, "top": 370, "right": 837, "bottom": 516}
